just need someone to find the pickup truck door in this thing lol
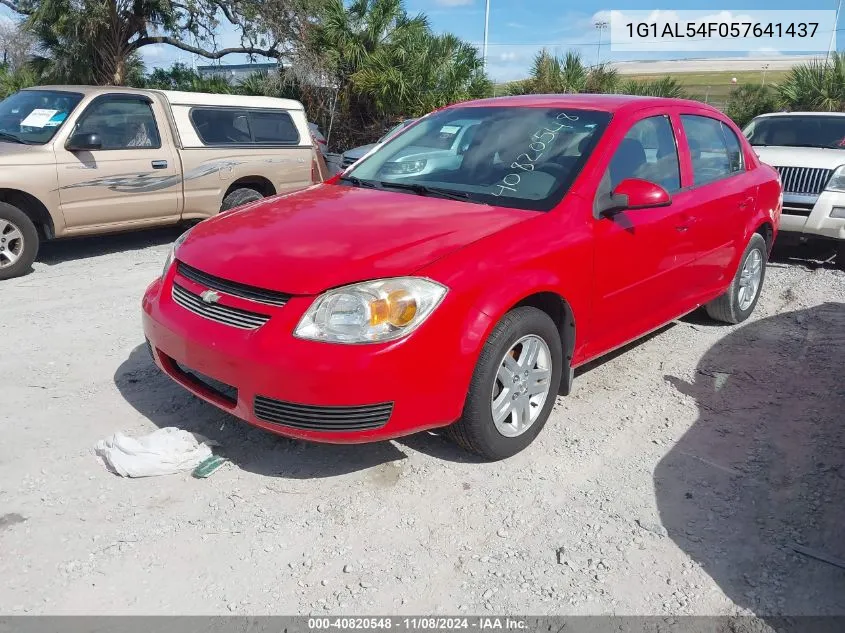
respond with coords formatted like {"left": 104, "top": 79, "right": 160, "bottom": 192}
{"left": 55, "top": 93, "right": 181, "bottom": 230}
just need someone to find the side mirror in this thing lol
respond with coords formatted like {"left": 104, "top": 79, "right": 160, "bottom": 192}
{"left": 66, "top": 132, "right": 102, "bottom": 152}
{"left": 596, "top": 178, "right": 671, "bottom": 217}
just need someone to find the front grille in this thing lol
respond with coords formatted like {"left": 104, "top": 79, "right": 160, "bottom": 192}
{"left": 176, "top": 262, "right": 290, "bottom": 307}
{"left": 171, "top": 358, "right": 238, "bottom": 406}
{"left": 774, "top": 166, "right": 833, "bottom": 195}
{"left": 172, "top": 283, "right": 270, "bottom": 330}
{"left": 254, "top": 396, "right": 393, "bottom": 432}
{"left": 782, "top": 201, "right": 814, "bottom": 217}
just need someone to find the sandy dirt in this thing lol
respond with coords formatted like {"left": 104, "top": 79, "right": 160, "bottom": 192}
{"left": 1, "top": 229, "right": 844, "bottom": 617}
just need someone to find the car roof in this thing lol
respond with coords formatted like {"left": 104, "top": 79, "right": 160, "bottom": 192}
{"left": 753, "top": 111, "right": 845, "bottom": 118}
{"left": 447, "top": 93, "right": 716, "bottom": 115}
{"left": 26, "top": 85, "right": 304, "bottom": 111}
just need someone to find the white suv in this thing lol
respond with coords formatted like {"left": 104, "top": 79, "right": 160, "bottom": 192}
{"left": 744, "top": 112, "right": 845, "bottom": 267}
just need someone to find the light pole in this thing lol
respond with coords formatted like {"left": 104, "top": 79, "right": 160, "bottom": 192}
{"left": 595, "top": 21, "right": 609, "bottom": 66}
{"left": 828, "top": 0, "right": 843, "bottom": 60}
{"left": 483, "top": 0, "right": 490, "bottom": 69}
{"left": 761, "top": 63, "right": 770, "bottom": 86}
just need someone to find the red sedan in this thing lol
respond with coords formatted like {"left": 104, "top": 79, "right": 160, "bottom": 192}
{"left": 142, "top": 95, "right": 782, "bottom": 460}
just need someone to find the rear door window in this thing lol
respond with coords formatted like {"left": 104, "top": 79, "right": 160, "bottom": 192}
{"left": 681, "top": 115, "right": 744, "bottom": 186}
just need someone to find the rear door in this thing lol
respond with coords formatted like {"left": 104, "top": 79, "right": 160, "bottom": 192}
{"left": 675, "top": 113, "right": 756, "bottom": 299}
{"left": 55, "top": 93, "right": 181, "bottom": 230}
{"left": 589, "top": 111, "right": 703, "bottom": 357}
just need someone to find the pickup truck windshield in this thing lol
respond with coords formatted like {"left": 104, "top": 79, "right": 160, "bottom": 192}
{"left": 0, "top": 90, "right": 83, "bottom": 145}
{"left": 344, "top": 106, "right": 611, "bottom": 212}
{"left": 744, "top": 115, "right": 845, "bottom": 150}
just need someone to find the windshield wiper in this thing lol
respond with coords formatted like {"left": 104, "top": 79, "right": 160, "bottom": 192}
{"left": 339, "top": 175, "right": 380, "bottom": 188}
{"left": 378, "top": 181, "right": 487, "bottom": 204}
{"left": 0, "top": 132, "right": 27, "bottom": 144}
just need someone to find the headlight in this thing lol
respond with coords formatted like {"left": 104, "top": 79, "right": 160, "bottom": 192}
{"left": 825, "top": 165, "right": 845, "bottom": 192}
{"left": 162, "top": 229, "right": 191, "bottom": 279}
{"left": 382, "top": 159, "right": 427, "bottom": 175}
{"left": 294, "top": 277, "right": 447, "bottom": 344}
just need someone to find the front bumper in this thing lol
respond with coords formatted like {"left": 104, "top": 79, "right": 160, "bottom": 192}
{"left": 780, "top": 190, "right": 845, "bottom": 241}
{"left": 141, "top": 268, "right": 491, "bottom": 444}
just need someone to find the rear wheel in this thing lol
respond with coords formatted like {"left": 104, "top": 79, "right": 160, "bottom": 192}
{"left": 447, "top": 307, "right": 562, "bottom": 460}
{"left": 705, "top": 233, "right": 767, "bottom": 324}
{"left": 221, "top": 187, "right": 264, "bottom": 212}
{"left": 0, "top": 202, "right": 39, "bottom": 281}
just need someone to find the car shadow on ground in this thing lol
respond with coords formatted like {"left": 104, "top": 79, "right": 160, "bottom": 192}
{"left": 657, "top": 302, "right": 845, "bottom": 616}
{"left": 113, "top": 345, "right": 483, "bottom": 480}
{"left": 36, "top": 225, "right": 184, "bottom": 267}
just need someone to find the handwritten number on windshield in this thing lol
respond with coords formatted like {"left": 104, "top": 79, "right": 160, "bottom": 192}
{"left": 492, "top": 113, "right": 579, "bottom": 197}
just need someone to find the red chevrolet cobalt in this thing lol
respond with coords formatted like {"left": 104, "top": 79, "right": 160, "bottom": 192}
{"left": 142, "top": 95, "right": 781, "bottom": 460}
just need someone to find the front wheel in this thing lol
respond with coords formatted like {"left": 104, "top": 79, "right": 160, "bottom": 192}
{"left": 447, "top": 307, "right": 563, "bottom": 460}
{"left": 705, "top": 232, "right": 767, "bottom": 324}
{"left": 0, "top": 202, "right": 39, "bottom": 281}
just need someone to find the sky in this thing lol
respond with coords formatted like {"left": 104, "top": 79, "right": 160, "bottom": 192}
{"left": 2, "top": 0, "right": 844, "bottom": 82}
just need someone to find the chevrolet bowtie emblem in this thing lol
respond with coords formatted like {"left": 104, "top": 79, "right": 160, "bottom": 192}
{"left": 200, "top": 289, "right": 221, "bottom": 304}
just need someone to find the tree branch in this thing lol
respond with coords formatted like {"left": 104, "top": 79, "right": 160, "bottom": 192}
{"left": 131, "top": 35, "right": 280, "bottom": 59}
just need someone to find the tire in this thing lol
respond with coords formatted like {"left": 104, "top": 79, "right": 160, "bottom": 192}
{"left": 0, "top": 202, "right": 39, "bottom": 281}
{"left": 446, "top": 306, "right": 563, "bottom": 460}
{"left": 221, "top": 187, "right": 264, "bottom": 212}
{"left": 705, "top": 233, "right": 767, "bottom": 324}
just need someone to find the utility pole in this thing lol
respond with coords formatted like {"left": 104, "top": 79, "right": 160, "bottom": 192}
{"left": 483, "top": 0, "right": 490, "bottom": 69}
{"left": 762, "top": 63, "right": 770, "bottom": 86}
{"left": 595, "top": 21, "right": 609, "bottom": 67}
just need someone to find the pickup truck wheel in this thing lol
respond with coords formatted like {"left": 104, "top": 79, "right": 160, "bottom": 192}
{"left": 446, "top": 307, "right": 562, "bottom": 461}
{"left": 0, "top": 202, "right": 39, "bottom": 281}
{"left": 705, "top": 233, "right": 767, "bottom": 324}
{"left": 221, "top": 187, "right": 264, "bottom": 211}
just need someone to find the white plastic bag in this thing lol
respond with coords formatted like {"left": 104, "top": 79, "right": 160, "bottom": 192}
{"left": 94, "top": 427, "right": 214, "bottom": 478}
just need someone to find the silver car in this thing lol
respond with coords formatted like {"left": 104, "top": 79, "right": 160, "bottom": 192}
{"left": 341, "top": 119, "right": 417, "bottom": 169}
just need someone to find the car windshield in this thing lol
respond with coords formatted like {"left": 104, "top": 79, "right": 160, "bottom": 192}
{"left": 743, "top": 115, "right": 845, "bottom": 149}
{"left": 344, "top": 106, "right": 611, "bottom": 212}
{"left": 0, "top": 90, "right": 83, "bottom": 145}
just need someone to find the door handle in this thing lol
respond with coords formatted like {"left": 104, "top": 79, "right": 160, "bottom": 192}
{"left": 675, "top": 213, "right": 695, "bottom": 232}
{"left": 151, "top": 160, "right": 168, "bottom": 169}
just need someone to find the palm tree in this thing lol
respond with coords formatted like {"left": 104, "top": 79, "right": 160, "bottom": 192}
{"left": 618, "top": 76, "right": 686, "bottom": 98}
{"left": 308, "top": 0, "right": 490, "bottom": 147}
{"left": 518, "top": 49, "right": 619, "bottom": 95}
{"left": 777, "top": 53, "right": 845, "bottom": 112}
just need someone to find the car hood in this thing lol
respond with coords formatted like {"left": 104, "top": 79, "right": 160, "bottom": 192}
{"left": 343, "top": 144, "right": 376, "bottom": 161}
{"left": 176, "top": 184, "right": 533, "bottom": 295}
{"left": 753, "top": 145, "right": 845, "bottom": 170}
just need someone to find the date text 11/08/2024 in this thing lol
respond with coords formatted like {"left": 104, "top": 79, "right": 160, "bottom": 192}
{"left": 307, "top": 617, "right": 529, "bottom": 630}
{"left": 625, "top": 21, "right": 819, "bottom": 39}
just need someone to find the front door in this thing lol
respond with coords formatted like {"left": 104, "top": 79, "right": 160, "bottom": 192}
{"left": 589, "top": 113, "right": 701, "bottom": 357}
{"left": 55, "top": 94, "right": 180, "bottom": 230}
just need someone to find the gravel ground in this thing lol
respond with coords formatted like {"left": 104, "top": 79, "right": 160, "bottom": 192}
{"left": 1, "top": 229, "right": 844, "bottom": 617}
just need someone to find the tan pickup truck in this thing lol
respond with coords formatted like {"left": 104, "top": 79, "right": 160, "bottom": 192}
{"left": 0, "top": 85, "right": 326, "bottom": 280}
